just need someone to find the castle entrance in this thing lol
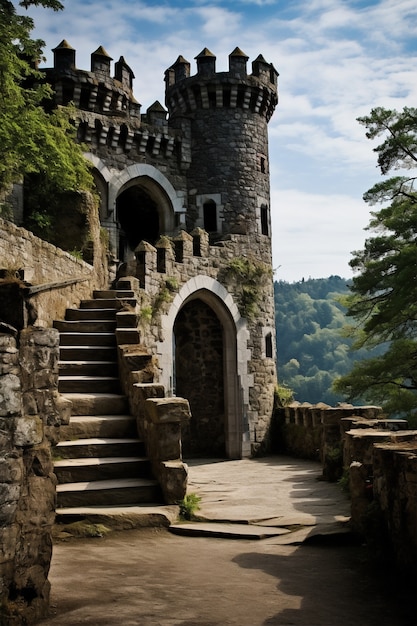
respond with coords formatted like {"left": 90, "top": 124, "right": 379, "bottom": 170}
{"left": 116, "top": 185, "right": 159, "bottom": 261}
{"left": 174, "top": 298, "right": 226, "bottom": 457}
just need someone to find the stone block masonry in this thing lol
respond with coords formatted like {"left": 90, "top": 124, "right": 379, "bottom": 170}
{"left": 0, "top": 217, "right": 105, "bottom": 328}
{"left": 274, "top": 401, "right": 417, "bottom": 580}
{"left": 0, "top": 327, "right": 69, "bottom": 625}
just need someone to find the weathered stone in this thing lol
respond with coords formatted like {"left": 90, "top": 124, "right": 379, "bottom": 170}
{"left": 0, "top": 454, "right": 23, "bottom": 483}
{"left": 145, "top": 397, "right": 191, "bottom": 424}
{"left": 0, "top": 525, "right": 18, "bottom": 564}
{"left": 13, "top": 415, "right": 43, "bottom": 447}
{"left": 158, "top": 460, "right": 188, "bottom": 503}
{"left": 0, "top": 373, "right": 22, "bottom": 416}
{"left": 0, "top": 501, "right": 18, "bottom": 526}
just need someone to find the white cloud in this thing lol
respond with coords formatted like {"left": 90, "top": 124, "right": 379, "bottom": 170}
{"left": 26, "top": 0, "right": 417, "bottom": 281}
{"left": 271, "top": 188, "right": 368, "bottom": 281}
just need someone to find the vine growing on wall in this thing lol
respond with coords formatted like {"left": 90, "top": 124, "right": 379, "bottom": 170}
{"left": 152, "top": 276, "right": 179, "bottom": 315}
{"left": 224, "top": 256, "right": 272, "bottom": 320}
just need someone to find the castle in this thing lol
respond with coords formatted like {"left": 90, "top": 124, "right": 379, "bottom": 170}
{"left": 42, "top": 41, "right": 279, "bottom": 459}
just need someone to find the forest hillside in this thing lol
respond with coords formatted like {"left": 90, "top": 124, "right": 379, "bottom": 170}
{"left": 274, "top": 276, "right": 371, "bottom": 405}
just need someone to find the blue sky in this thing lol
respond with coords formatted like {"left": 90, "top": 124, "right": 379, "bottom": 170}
{"left": 27, "top": 0, "right": 417, "bottom": 282}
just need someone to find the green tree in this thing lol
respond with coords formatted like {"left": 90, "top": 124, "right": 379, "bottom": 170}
{"left": 0, "top": 1, "right": 92, "bottom": 209}
{"left": 334, "top": 107, "right": 417, "bottom": 425}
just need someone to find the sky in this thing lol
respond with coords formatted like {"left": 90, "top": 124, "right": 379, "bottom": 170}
{"left": 26, "top": 0, "right": 417, "bottom": 283}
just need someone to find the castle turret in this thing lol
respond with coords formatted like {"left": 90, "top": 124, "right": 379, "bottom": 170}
{"left": 195, "top": 48, "right": 216, "bottom": 76}
{"left": 115, "top": 56, "right": 135, "bottom": 91}
{"left": 165, "top": 48, "right": 278, "bottom": 255}
{"left": 52, "top": 39, "right": 76, "bottom": 71}
{"left": 91, "top": 45, "right": 112, "bottom": 78}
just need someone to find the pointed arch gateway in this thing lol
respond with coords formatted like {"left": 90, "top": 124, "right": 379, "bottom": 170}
{"left": 109, "top": 163, "right": 185, "bottom": 261}
{"left": 157, "top": 276, "right": 252, "bottom": 459}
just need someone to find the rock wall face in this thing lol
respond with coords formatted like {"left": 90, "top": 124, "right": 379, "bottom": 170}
{"left": 0, "top": 327, "right": 69, "bottom": 625}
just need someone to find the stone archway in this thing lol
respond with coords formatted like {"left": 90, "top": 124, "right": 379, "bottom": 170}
{"left": 157, "top": 277, "right": 252, "bottom": 459}
{"left": 174, "top": 298, "right": 225, "bottom": 457}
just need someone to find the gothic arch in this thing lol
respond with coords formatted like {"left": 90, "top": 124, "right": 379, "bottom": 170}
{"left": 108, "top": 163, "right": 185, "bottom": 220}
{"left": 156, "top": 275, "right": 252, "bottom": 459}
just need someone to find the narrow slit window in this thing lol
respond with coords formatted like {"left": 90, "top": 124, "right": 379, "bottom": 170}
{"left": 157, "top": 247, "right": 166, "bottom": 273}
{"left": 261, "top": 205, "right": 269, "bottom": 236}
{"left": 203, "top": 200, "right": 217, "bottom": 232}
{"left": 265, "top": 332, "right": 273, "bottom": 358}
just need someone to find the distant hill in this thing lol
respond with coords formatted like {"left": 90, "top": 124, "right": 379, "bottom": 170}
{"left": 274, "top": 276, "right": 363, "bottom": 405}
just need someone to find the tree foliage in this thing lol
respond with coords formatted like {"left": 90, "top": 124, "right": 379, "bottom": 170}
{"left": 334, "top": 107, "right": 417, "bottom": 424}
{"left": 0, "top": 1, "right": 92, "bottom": 203}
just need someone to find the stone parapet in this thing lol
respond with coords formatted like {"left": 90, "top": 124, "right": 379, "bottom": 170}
{"left": 275, "top": 402, "right": 383, "bottom": 477}
{"left": 372, "top": 441, "right": 417, "bottom": 573}
{"left": 165, "top": 49, "right": 278, "bottom": 122}
{"left": 275, "top": 401, "right": 417, "bottom": 577}
{"left": 129, "top": 384, "right": 190, "bottom": 504}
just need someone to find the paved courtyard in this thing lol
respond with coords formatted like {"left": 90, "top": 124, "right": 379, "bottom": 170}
{"left": 39, "top": 457, "right": 415, "bottom": 626}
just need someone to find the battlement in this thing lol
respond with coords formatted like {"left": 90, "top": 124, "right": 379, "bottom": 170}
{"left": 44, "top": 40, "right": 142, "bottom": 122}
{"left": 165, "top": 47, "right": 278, "bottom": 121}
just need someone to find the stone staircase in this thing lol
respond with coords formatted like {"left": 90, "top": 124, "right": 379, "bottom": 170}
{"left": 53, "top": 288, "right": 164, "bottom": 521}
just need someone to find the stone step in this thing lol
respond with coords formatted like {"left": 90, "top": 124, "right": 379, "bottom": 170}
{"left": 60, "top": 393, "right": 129, "bottom": 416}
{"left": 55, "top": 437, "right": 145, "bottom": 459}
{"left": 65, "top": 308, "right": 118, "bottom": 321}
{"left": 56, "top": 478, "right": 162, "bottom": 508}
{"left": 80, "top": 298, "right": 119, "bottom": 309}
{"left": 59, "top": 415, "right": 137, "bottom": 439}
{"left": 93, "top": 289, "right": 135, "bottom": 299}
{"left": 115, "top": 328, "right": 141, "bottom": 344}
{"left": 55, "top": 504, "right": 178, "bottom": 529}
{"left": 169, "top": 522, "right": 292, "bottom": 540}
{"left": 58, "top": 332, "right": 116, "bottom": 347}
{"left": 59, "top": 345, "right": 118, "bottom": 361}
{"left": 54, "top": 320, "right": 117, "bottom": 334}
{"left": 59, "top": 361, "right": 118, "bottom": 377}
{"left": 58, "top": 376, "right": 121, "bottom": 394}
{"left": 116, "top": 311, "right": 138, "bottom": 328}
{"left": 54, "top": 456, "right": 150, "bottom": 483}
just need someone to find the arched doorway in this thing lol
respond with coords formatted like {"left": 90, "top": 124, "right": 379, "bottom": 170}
{"left": 174, "top": 298, "right": 226, "bottom": 457}
{"left": 116, "top": 186, "right": 159, "bottom": 261}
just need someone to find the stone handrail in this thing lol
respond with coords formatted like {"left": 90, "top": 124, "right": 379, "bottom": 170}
{"left": 25, "top": 276, "right": 89, "bottom": 296}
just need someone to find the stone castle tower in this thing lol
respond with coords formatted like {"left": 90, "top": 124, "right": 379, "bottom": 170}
{"left": 44, "top": 41, "right": 279, "bottom": 458}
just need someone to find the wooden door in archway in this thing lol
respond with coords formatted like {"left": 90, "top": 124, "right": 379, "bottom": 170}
{"left": 174, "top": 298, "right": 225, "bottom": 457}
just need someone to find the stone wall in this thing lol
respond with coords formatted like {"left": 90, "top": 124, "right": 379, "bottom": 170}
{"left": 372, "top": 442, "right": 417, "bottom": 574}
{"left": 274, "top": 402, "right": 382, "bottom": 476}
{"left": 0, "top": 327, "right": 70, "bottom": 625}
{"left": 130, "top": 231, "right": 277, "bottom": 454}
{"left": 0, "top": 217, "right": 105, "bottom": 328}
{"left": 274, "top": 401, "right": 417, "bottom": 576}
{"left": 344, "top": 429, "right": 417, "bottom": 571}
{"left": 116, "top": 341, "right": 189, "bottom": 504}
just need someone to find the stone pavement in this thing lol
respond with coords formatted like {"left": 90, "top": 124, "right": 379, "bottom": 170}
{"left": 171, "top": 456, "right": 351, "bottom": 541}
{"left": 39, "top": 456, "right": 415, "bottom": 626}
